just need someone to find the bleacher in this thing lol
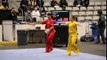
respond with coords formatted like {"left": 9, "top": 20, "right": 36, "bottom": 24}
{"left": 1, "top": 0, "right": 107, "bottom": 22}
{"left": 44, "top": 1, "right": 106, "bottom": 22}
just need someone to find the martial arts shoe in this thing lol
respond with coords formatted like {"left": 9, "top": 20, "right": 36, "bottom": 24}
{"left": 66, "top": 52, "right": 71, "bottom": 56}
{"left": 66, "top": 54, "right": 71, "bottom": 56}
{"left": 46, "top": 49, "right": 53, "bottom": 53}
{"left": 50, "top": 48, "right": 53, "bottom": 52}
{"left": 45, "top": 51, "right": 50, "bottom": 53}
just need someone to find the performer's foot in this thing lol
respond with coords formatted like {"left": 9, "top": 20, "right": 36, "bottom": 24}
{"left": 66, "top": 53, "right": 71, "bottom": 56}
{"left": 50, "top": 48, "right": 53, "bottom": 52}
{"left": 46, "top": 50, "right": 50, "bottom": 53}
{"left": 46, "top": 49, "right": 53, "bottom": 53}
{"left": 46, "top": 51, "right": 50, "bottom": 53}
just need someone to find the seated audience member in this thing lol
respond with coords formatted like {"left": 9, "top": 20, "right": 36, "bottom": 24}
{"left": 51, "top": 0, "right": 59, "bottom": 7}
{"left": 73, "top": 0, "right": 83, "bottom": 8}
{"left": 31, "top": 7, "right": 40, "bottom": 22}
{"left": 59, "top": 0, "right": 68, "bottom": 9}
{"left": 33, "top": 1, "right": 38, "bottom": 8}
{"left": 27, "top": 0, "right": 33, "bottom": 10}
{"left": 34, "top": 0, "right": 39, "bottom": 7}
{"left": 40, "top": 7, "right": 46, "bottom": 19}
{"left": 19, "top": 0, "right": 29, "bottom": 15}
{"left": 34, "top": 0, "right": 44, "bottom": 7}
{"left": 11, "top": 8, "right": 21, "bottom": 24}
{"left": 83, "top": 0, "right": 89, "bottom": 9}
{"left": 40, "top": 0, "right": 44, "bottom": 7}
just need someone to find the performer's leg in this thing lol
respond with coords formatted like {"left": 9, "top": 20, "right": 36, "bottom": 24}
{"left": 66, "top": 34, "right": 72, "bottom": 55}
{"left": 46, "top": 34, "right": 50, "bottom": 52}
{"left": 47, "top": 31, "right": 56, "bottom": 52}
{"left": 71, "top": 36, "right": 80, "bottom": 54}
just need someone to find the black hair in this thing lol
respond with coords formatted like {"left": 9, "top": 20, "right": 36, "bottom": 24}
{"left": 97, "top": 10, "right": 102, "bottom": 15}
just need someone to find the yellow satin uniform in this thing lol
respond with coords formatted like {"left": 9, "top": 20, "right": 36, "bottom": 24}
{"left": 66, "top": 21, "right": 80, "bottom": 55}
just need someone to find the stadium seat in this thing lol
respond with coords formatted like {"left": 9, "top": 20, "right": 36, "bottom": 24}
{"left": 71, "top": 12, "right": 79, "bottom": 16}
{"left": 55, "top": 7, "right": 62, "bottom": 10}
{"left": 68, "top": 2, "right": 73, "bottom": 7}
{"left": 72, "top": 7, "right": 80, "bottom": 11}
{"left": 86, "top": 16, "right": 92, "bottom": 20}
{"left": 101, "top": 2, "right": 106, "bottom": 6}
{"left": 92, "top": 16, "right": 99, "bottom": 21}
{"left": 94, "top": 6, "right": 101, "bottom": 10}
{"left": 93, "top": 11, "right": 98, "bottom": 15}
{"left": 89, "top": 2, "right": 95, "bottom": 6}
{"left": 101, "top": 6, "right": 106, "bottom": 10}
{"left": 86, "top": 11, "right": 93, "bottom": 16}
{"left": 48, "top": 7, "right": 55, "bottom": 11}
{"left": 87, "top": 6, "right": 94, "bottom": 11}
{"left": 80, "top": 7, "right": 86, "bottom": 11}
{"left": 79, "top": 11, "right": 86, "bottom": 16}
{"left": 78, "top": 16, "right": 85, "bottom": 21}
{"left": 44, "top": 2, "right": 50, "bottom": 7}
{"left": 95, "top": 2, "right": 102, "bottom": 6}
{"left": 66, "top": 7, "right": 72, "bottom": 11}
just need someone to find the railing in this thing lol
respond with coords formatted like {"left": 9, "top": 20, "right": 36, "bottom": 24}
{"left": 25, "top": 11, "right": 33, "bottom": 23}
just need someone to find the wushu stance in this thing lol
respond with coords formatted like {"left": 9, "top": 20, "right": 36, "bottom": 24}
{"left": 66, "top": 16, "right": 80, "bottom": 56}
{"left": 41, "top": 13, "right": 56, "bottom": 53}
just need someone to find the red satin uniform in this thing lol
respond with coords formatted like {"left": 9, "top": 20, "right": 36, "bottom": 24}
{"left": 42, "top": 18, "right": 56, "bottom": 52}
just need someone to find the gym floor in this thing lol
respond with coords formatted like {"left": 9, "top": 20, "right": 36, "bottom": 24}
{"left": 0, "top": 42, "right": 106, "bottom": 57}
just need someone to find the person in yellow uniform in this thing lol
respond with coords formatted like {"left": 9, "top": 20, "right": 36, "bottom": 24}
{"left": 0, "top": 3, "right": 5, "bottom": 10}
{"left": 66, "top": 16, "right": 80, "bottom": 56}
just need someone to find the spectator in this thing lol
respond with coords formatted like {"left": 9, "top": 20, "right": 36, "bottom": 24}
{"left": 59, "top": 0, "right": 68, "bottom": 8}
{"left": 96, "top": 10, "right": 106, "bottom": 44}
{"left": 83, "top": 0, "right": 89, "bottom": 9}
{"left": 31, "top": 7, "right": 40, "bottom": 22}
{"left": 40, "top": 7, "right": 46, "bottom": 19}
{"left": 27, "top": 0, "right": 33, "bottom": 10}
{"left": 73, "top": 0, "right": 83, "bottom": 8}
{"left": 19, "top": 0, "right": 29, "bottom": 15}
{"left": 11, "top": 8, "right": 21, "bottom": 24}
{"left": 40, "top": 0, "right": 44, "bottom": 7}
{"left": 34, "top": 0, "right": 44, "bottom": 7}
{"left": 33, "top": 1, "right": 38, "bottom": 8}
{"left": 51, "top": 0, "right": 59, "bottom": 7}
{"left": 2, "top": 0, "right": 9, "bottom": 9}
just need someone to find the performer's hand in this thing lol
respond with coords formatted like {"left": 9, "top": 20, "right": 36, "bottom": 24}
{"left": 44, "top": 29, "right": 50, "bottom": 34}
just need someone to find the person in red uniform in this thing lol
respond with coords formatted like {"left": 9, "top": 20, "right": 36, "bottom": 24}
{"left": 41, "top": 13, "right": 56, "bottom": 53}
